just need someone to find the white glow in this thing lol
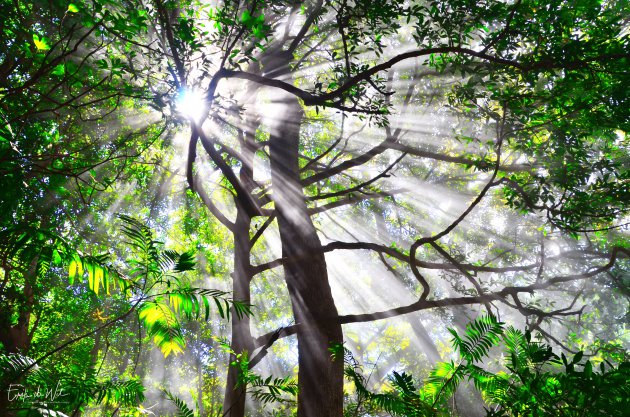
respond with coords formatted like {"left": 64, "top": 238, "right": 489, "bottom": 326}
{"left": 177, "top": 89, "right": 207, "bottom": 122}
{"left": 439, "top": 199, "right": 452, "bottom": 212}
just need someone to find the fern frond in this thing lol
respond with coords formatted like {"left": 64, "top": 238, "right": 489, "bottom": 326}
{"left": 464, "top": 364, "right": 510, "bottom": 400}
{"left": 0, "top": 225, "right": 122, "bottom": 295}
{"left": 94, "top": 378, "right": 145, "bottom": 407}
{"left": 165, "top": 287, "right": 251, "bottom": 321}
{"left": 138, "top": 301, "right": 185, "bottom": 357}
{"left": 390, "top": 371, "right": 417, "bottom": 395}
{"left": 0, "top": 352, "right": 38, "bottom": 382}
{"left": 450, "top": 314, "right": 504, "bottom": 363}
{"left": 248, "top": 375, "right": 299, "bottom": 404}
{"left": 163, "top": 389, "right": 195, "bottom": 417}
{"left": 118, "top": 214, "right": 162, "bottom": 271}
{"left": 424, "top": 360, "right": 461, "bottom": 402}
{"left": 346, "top": 363, "right": 433, "bottom": 417}
{"left": 1, "top": 352, "right": 36, "bottom": 372}
{"left": 174, "top": 250, "right": 196, "bottom": 273}
{"left": 502, "top": 326, "right": 528, "bottom": 370}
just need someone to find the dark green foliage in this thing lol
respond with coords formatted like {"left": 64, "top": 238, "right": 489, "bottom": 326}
{"left": 436, "top": 0, "right": 630, "bottom": 232}
{"left": 1, "top": 352, "right": 145, "bottom": 416}
{"left": 345, "top": 315, "right": 630, "bottom": 416}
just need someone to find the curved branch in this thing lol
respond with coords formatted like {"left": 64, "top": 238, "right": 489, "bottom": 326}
{"left": 197, "top": 127, "right": 262, "bottom": 217}
{"left": 250, "top": 240, "right": 539, "bottom": 276}
{"left": 253, "top": 246, "right": 627, "bottom": 354}
{"left": 409, "top": 116, "right": 506, "bottom": 299}
{"left": 308, "top": 152, "right": 406, "bottom": 200}
{"left": 220, "top": 46, "right": 523, "bottom": 107}
{"left": 193, "top": 174, "right": 235, "bottom": 231}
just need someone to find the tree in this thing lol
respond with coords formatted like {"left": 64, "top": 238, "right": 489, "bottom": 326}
{"left": 1, "top": 1, "right": 628, "bottom": 416}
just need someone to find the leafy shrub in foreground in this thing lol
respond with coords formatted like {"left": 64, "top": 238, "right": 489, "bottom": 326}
{"left": 343, "top": 315, "right": 630, "bottom": 416}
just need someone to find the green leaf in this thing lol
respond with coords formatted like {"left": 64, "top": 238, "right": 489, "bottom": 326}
{"left": 51, "top": 64, "right": 65, "bottom": 76}
{"left": 67, "top": 3, "right": 79, "bottom": 13}
{"left": 139, "top": 301, "right": 185, "bottom": 357}
{"left": 33, "top": 34, "right": 50, "bottom": 51}
{"left": 68, "top": 259, "right": 78, "bottom": 285}
{"left": 240, "top": 9, "right": 252, "bottom": 25}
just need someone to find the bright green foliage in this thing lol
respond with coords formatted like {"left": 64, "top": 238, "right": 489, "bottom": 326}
{"left": 470, "top": 328, "right": 630, "bottom": 416}
{"left": 422, "top": 315, "right": 504, "bottom": 407}
{"left": 0, "top": 225, "right": 120, "bottom": 295}
{"left": 164, "top": 389, "right": 196, "bottom": 417}
{"left": 345, "top": 315, "right": 630, "bottom": 416}
{"left": 447, "top": 315, "right": 504, "bottom": 364}
{"left": 1, "top": 352, "right": 145, "bottom": 416}
{"left": 217, "top": 338, "right": 299, "bottom": 405}
{"left": 0, "top": 215, "right": 248, "bottom": 415}
{"left": 0, "top": 215, "right": 245, "bottom": 357}
{"left": 117, "top": 215, "right": 251, "bottom": 357}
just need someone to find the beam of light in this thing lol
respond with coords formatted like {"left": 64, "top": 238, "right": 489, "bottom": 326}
{"left": 69, "top": 12, "right": 628, "bottom": 413}
{"left": 177, "top": 89, "right": 207, "bottom": 123}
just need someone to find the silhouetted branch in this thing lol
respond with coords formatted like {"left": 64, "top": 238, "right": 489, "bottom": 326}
{"left": 251, "top": 240, "right": 540, "bottom": 276}
{"left": 308, "top": 152, "right": 406, "bottom": 200}
{"left": 193, "top": 174, "right": 235, "bottom": 231}
{"left": 253, "top": 246, "right": 627, "bottom": 358}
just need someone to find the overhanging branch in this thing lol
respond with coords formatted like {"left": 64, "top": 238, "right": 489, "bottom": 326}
{"left": 254, "top": 246, "right": 627, "bottom": 350}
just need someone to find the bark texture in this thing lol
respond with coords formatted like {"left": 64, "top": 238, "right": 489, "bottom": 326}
{"left": 267, "top": 54, "right": 344, "bottom": 417}
{"left": 222, "top": 140, "right": 257, "bottom": 416}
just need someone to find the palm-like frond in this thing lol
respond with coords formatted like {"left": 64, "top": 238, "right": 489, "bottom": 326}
{"left": 163, "top": 389, "right": 196, "bottom": 417}
{"left": 161, "top": 249, "right": 196, "bottom": 273}
{"left": 167, "top": 287, "right": 251, "bottom": 321}
{"left": 0, "top": 224, "right": 122, "bottom": 294}
{"left": 465, "top": 364, "right": 511, "bottom": 403}
{"left": 247, "top": 375, "right": 299, "bottom": 404}
{"left": 344, "top": 355, "right": 434, "bottom": 417}
{"left": 449, "top": 314, "right": 504, "bottom": 364}
{"left": 94, "top": 378, "right": 145, "bottom": 407}
{"left": 138, "top": 300, "right": 186, "bottom": 357}
{"left": 0, "top": 352, "right": 39, "bottom": 383}
{"left": 423, "top": 360, "right": 461, "bottom": 404}
{"left": 501, "top": 326, "right": 528, "bottom": 371}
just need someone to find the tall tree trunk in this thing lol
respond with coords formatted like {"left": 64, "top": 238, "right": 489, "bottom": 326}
{"left": 221, "top": 110, "right": 259, "bottom": 416}
{"left": 0, "top": 260, "right": 37, "bottom": 417}
{"left": 0, "top": 261, "right": 36, "bottom": 354}
{"left": 222, "top": 210, "right": 254, "bottom": 417}
{"left": 267, "top": 55, "right": 344, "bottom": 416}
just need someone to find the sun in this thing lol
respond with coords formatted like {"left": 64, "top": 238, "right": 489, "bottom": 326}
{"left": 176, "top": 89, "right": 207, "bottom": 122}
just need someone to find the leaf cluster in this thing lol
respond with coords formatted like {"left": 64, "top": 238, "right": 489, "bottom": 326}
{"left": 344, "top": 315, "right": 630, "bottom": 416}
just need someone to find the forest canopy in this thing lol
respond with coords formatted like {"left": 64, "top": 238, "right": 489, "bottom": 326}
{"left": 0, "top": 0, "right": 628, "bottom": 416}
